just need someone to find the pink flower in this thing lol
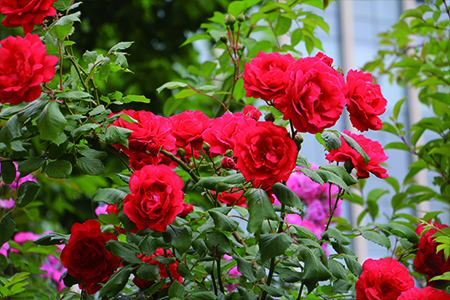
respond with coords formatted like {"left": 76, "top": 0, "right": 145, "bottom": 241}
{"left": 14, "top": 232, "right": 40, "bottom": 244}
{"left": 0, "top": 198, "right": 15, "bottom": 209}
{"left": 95, "top": 204, "right": 108, "bottom": 217}
{"left": 0, "top": 243, "right": 10, "bottom": 258}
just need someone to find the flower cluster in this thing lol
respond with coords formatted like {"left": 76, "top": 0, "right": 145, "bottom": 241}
{"left": 356, "top": 257, "right": 450, "bottom": 300}
{"left": 243, "top": 51, "right": 386, "bottom": 133}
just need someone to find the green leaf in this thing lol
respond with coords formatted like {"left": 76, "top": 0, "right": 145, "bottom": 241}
{"left": 205, "top": 232, "right": 232, "bottom": 255}
{"left": 76, "top": 157, "right": 105, "bottom": 175}
{"left": 430, "top": 272, "right": 450, "bottom": 282}
{"left": 315, "top": 169, "right": 351, "bottom": 193}
{"left": 1, "top": 161, "right": 16, "bottom": 185}
{"left": 82, "top": 50, "right": 97, "bottom": 63}
{"left": 98, "top": 213, "right": 120, "bottom": 225}
{"left": 186, "top": 291, "right": 218, "bottom": 300}
{"left": 177, "top": 263, "right": 195, "bottom": 281}
{"left": 122, "top": 95, "right": 151, "bottom": 103}
{"left": 245, "top": 189, "right": 277, "bottom": 239}
{"left": 163, "top": 225, "right": 191, "bottom": 254}
{"left": 0, "top": 212, "right": 15, "bottom": 248}
{"left": 339, "top": 131, "right": 370, "bottom": 164}
{"left": 17, "top": 181, "right": 41, "bottom": 208}
{"left": 321, "top": 227, "right": 351, "bottom": 246}
{"left": 168, "top": 281, "right": 185, "bottom": 299}
{"left": 393, "top": 97, "right": 407, "bottom": 120}
{"left": 378, "top": 223, "right": 419, "bottom": 244}
{"left": 195, "top": 174, "right": 246, "bottom": 192}
{"left": 44, "top": 160, "right": 72, "bottom": 178}
{"left": 54, "top": 11, "right": 80, "bottom": 26}
{"left": 174, "top": 88, "right": 198, "bottom": 99}
{"left": 57, "top": 91, "right": 92, "bottom": 99}
{"left": 299, "top": 168, "right": 324, "bottom": 185}
{"left": 0, "top": 115, "right": 21, "bottom": 145}
{"left": 180, "top": 34, "right": 211, "bottom": 47}
{"left": 18, "top": 158, "right": 46, "bottom": 177}
{"left": 298, "top": 244, "right": 332, "bottom": 292}
{"left": 209, "top": 210, "right": 239, "bottom": 231}
{"left": 71, "top": 123, "right": 100, "bottom": 140}
{"left": 138, "top": 235, "right": 157, "bottom": 257}
{"left": 104, "top": 125, "right": 133, "bottom": 147}
{"left": 36, "top": 101, "right": 67, "bottom": 142}
{"left": 108, "top": 42, "right": 134, "bottom": 53}
{"left": 275, "top": 16, "right": 292, "bottom": 35}
{"left": 360, "top": 230, "right": 391, "bottom": 248}
{"left": 320, "top": 165, "right": 357, "bottom": 187}
{"left": 136, "top": 263, "right": 160, "bottom": 281}
{"left": 234, "top": 254, "right": 257, "bottom": 282}
{"left": 259, "top": 233, "right": 293, "bottom": 264}
{"left": 272, "top": 182, "right": 303, "bottom": 210}
{"left": 92, "top": 188, "right": 128, "bottom": 205}
{"left": 328, "top": 260, "right": 347, "bottom": 279}
{"left": 99, "top": 265, "right": 133, "bottom": 298}
{"left": 78, "top": 149, "right": 107, "bottom": 160}
{"left": 53, "top": 0, "right": 73, "bottom": 11}
{"left": 106, "top": 240, "right": 142, "bottom": 264}
{"left": 342, "top": 254, "right": 362, "bottom": 277}
{"left": 228, "top": 1, "right": 247, "bottom": 17}
{"left": 384, "top": 142, "right": 410, "bottom": 151}
{"left": 0, "top": 254, "right": 8, "bottom": 273}
{"left": 258, "top": 285, "right": 283, "bottom": 297}
{"left": 51, "top": 23, "right": 73, "bottom": 39}
{"left": 33, "top": 232, "right": 70, "bottom": 245}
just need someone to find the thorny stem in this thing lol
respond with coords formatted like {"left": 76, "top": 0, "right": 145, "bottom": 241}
{"left": 160, "top": 149, "right": 199, "bottom": 182}
{"left": 186, "top": 85, "right": 227, "bottom": 111}
{"left": 111, "top": 150, "right": 133, "bottom": 173}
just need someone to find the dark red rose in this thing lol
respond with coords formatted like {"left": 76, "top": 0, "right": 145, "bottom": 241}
{"left": 128, "top": 151, "right": 177, "bottom": 171}
{"left": 325, "top": 130, "right": 388, "bottom": 179}
{"left": 355, "top": 257, "right": 414, "bottom": 300}
{"left": 178, "top": 202, "right": 193, "bottom": 218}
{"left": 109, "top": 110, "right": 176, "bottom": 157}
{"left": 0, "top": 34, "right": 58, "bottom": 105}
{"left": 133, "top": 249, "right": 182, "bottom": 290}
{"left": 123, "top": 165, "right": 184, "bottom": 232}
{"left": 346, "top": 70, "right": 387, "bottom": 132}
{"left": 243, "top": 105, "right": 262, "bottom": 121}
{"left": 0, "top": 0, "right": 58, "bottom": 34}
{"left": 60, "top": 220, "right": 121, "bottom": 294}
{"left": 168, "top": 110, "right": 211, "bottom": 150}
{"left": 398, "top": 287, "right": 450, "bottom": 300}
{"left": 243, "top": 51, "right": 296, "bottom": 101}
{"left": 414, "top": 222, "right": 450, "bottom": 286}
{"left": 218, "top": 188, "right": 247, "bottom": 207}
{"left": 315, "top": 52, "right": 333, "bottom": 66}
{"left": 106, "top": 204, "right": 120, "bottom": 215}
{"left": 273, "top": 56, "right": 347, "bottom": 134}
{"left": 203, "top": 112, "right": 257, "bottom": 157}
{"left": 233, "top": 121, "right": 298, "bottom": 189}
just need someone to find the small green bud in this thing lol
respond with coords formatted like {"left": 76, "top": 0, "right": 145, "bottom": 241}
{"left": 219, "top": 34, "right": 228, "bottom": 43}
{"left": 237, "top": 13, "right": 245, "bottom": 23}
{"left": 203, "top": 142, "right": 211, "bottom": 152}
{"left": 224, "top": 14, "right": 236, "bottom": 26}
{"left": 225, "top": 149, "right": 234, "bottom": 157}
{"left": 177, "top": 147, "right": 186, "bottom": 158}
{"left": 294, "top": 133, "right": 303, "bottom": 151}
{"left": 264, "top": 112, "right": 276, "bottom": 122}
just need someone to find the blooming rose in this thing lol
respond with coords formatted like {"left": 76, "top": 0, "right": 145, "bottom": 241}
{"left": 60, "top": 220, "right": 121, "bottom": 294}
{"left": 346, "top": 70, "right": 387, "bottom": 132}
{"left": 315, "top": 52, "right": 333, "bottom": 66}
{"left": 243, "top": 105, "right": 262, "bottom": 120}
{"left": 123, "top": 164, "right": 184, "bottom": 232}
{"left": 133, "top": 249, "right": 182, "bottom": 290}
{"left": 414, "top": 222, "right": 450, "bottom": 286}
{"left": 221, "top": 157, "right": 236, "bottom": 169}
{"left": 168, "top": 110, "right": 210, "bottom": 152}
{"left": 273, "top": 54, "right": 347, "bottom": 134}
{"left": 233, "top": 121, "right": 297, "bottom": 189}
{"left": 217, "top": 188, "right": 247, "bottom": 207}
{"left": 243, "top": 51, "right": 296, "bottom": 101}
{"left": 203, "top": 112, "right": 257, "bottom": 157}
{"left": 178, "top": 202, "right": 193, "bottom": 218}
{"left": 355, "top": 257, "right": 414, "bottom": 300}
{"left": 0, "top": 34, "right": 58, "bottom": 105}
{"left": 110, "top": 110, "right": 176, "bottom": 155}
{"left": 398, "top": 287, "right": 450, "bottom": 300}
{"left": 325, "top": 130, "right": 388, "bottom": 179}
{"left": 0, "top": 0, "right": 58, "bottom": 34}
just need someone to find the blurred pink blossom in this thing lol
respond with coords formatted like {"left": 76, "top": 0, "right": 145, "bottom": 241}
{"left": 95, "top": 204, "right": 108, "bottom": 216}
{"left": 0, "top": 198, "right": 15, "bottom": 209}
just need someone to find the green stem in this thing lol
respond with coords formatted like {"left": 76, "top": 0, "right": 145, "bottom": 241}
{"left": 297, "top": 282, "right": 304, "bottom": 300}
{"left": 160, "top": 149, "right": 199, "bottom": 182}
{"left": 217, "top": 255, "right": 225, "bottom": 294}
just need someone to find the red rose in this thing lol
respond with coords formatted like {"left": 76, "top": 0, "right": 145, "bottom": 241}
{"left": 0, "top": 0, "right": 58, "bottom": 34}
{"left": 169, "top": 110, "right": 211, "bottom": 151}
{"left": 243, "top": 105, "right": 262, "bottom": 121}
{"left": 106, "top": 204, "right": 120, "bottom": 215}
{"left": 110, "top": 110, "right": 176, "bottom": 156}
{"left": 414, "top": 222, "right": 450, "bottom": 286}
{"left": 315, "top": 52, "right": 333, "bottom": 66}
{"left": 133, "top": 249, "right": 182, "bottom": 290}
{"left": 128, "top": 151, "right": 177, "bottom": 171}
{"left": 325, "top": 130, "right": 388, "bottom": 179}
{"left": 60, "top": 220, "right": 121, "bottom": 294}
{"left": 233, "top": 121, "right": 298, "bottom": 189}
{"left": 221, "top": 157, "right": 236, "bottom": 169}
{"left": 243, "top": 51, "right": 296, "bottom": 101}
{"left": 218, "top": 188, "right": 247, "bottom": 207}
{"left": 123, "top": 165, "right": 184, "bottom": 232}
{"left": 398, "top": 287, "right": 450, "bottom": 300}
{"left": 346, "top": 70, "right": 387, "bottom": 132}
{"left": 273, "top": 56, "right": 347, "bottom": 134}
{"left": 355, "top": 257, "right": 414, "bottom": 300}
{"left": 203, "top": 112, "right": 257, "bottom": 157}
{"left": 178, "top": 202, "right": 193, "bottom": 218}
{"left": 0, "top": 34, "right": 58, "bottom": 105}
